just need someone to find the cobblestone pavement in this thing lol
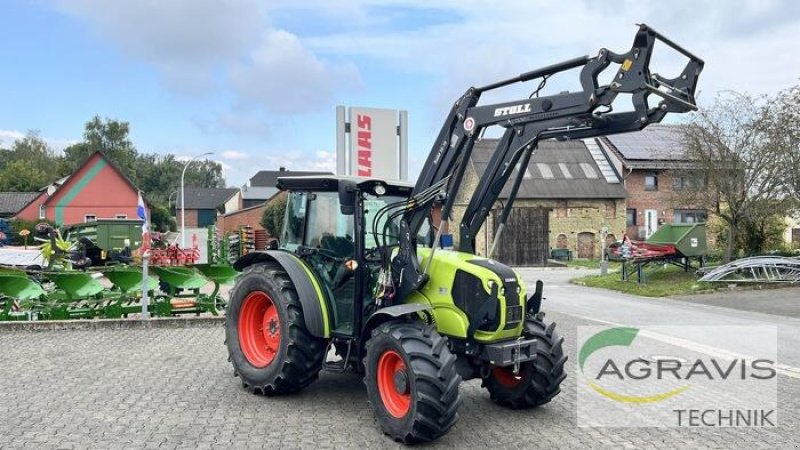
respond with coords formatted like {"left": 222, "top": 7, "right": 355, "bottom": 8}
{"left": 1, "top": 311, "right": 798, "bottom": 449}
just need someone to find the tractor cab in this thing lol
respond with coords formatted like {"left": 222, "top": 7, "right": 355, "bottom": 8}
{"left": 276, "top": 175, "right": 413, "bottom": 335}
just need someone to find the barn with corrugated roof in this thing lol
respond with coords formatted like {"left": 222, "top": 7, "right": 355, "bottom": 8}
{"left": 453, "top": 138, "right": 626, "bottom": 265}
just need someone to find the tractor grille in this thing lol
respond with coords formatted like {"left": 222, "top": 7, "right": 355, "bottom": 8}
{"left": 452, "top": 270, "right": 500, "bottom": 333}
{"left": 466, "top": 259, "right": 522, "bottom": 330}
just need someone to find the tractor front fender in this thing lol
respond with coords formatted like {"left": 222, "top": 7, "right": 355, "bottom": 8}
{"left": 361, "top": 303, "right": 432, "bottom": 343}
{"left": 234, "top": 250, "right": 331, "bottom": 338}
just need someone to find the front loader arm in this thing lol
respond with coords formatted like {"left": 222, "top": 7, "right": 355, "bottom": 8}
{"left": 388, "top": 24, "right": 704, "bottom": 302}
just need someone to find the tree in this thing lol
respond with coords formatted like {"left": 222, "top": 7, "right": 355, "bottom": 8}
{"left": 62, "top": 115, "right": 225, "bottom": 220}
{"left": 149, "top": 204, "right": 176, "bottom": 233}
{"left": 766, "top": 84, "right": 800, "bottom": 207}
{"left": 261, "top": 191, "right": 287, "bottom": 237}
{"left": 679, "top": 91, "right": 794, "bottom": 261}
{"left": 0, "top": 159, "right": 49, "bottom": 191}
{"left": 64, "top": 116, "right": 139, "bottom": 177}
{"left": 0, "top": 132, "right": 68, "bottom": 191}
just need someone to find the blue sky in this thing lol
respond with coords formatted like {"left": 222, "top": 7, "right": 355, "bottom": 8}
{"left": 1, "top": 0, "right": 798, "bottom": 186}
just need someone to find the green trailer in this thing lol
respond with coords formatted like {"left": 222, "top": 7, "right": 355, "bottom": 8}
{"left": 646, "top": 223, "right": 707, "bottom": 257}
{"left": 69, "top": 219, "right": 145, "bottom": 251}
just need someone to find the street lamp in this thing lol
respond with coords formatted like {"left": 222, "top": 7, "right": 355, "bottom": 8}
{"left": 181, "top": 152, "right": 213, "bottom": 247}
{"left": 168, "top": 190, "right": 178, "bottom": 212}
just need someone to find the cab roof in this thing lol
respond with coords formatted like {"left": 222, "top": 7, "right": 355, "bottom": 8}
{"left": 277, "top": 175, "right": 414, "bottom": 195}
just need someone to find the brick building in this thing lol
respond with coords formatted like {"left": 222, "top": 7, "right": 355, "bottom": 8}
{"left": 15, "top": 152, "right": 147, "bottom": 226}
{"left": 599, "top": 124, "right": 705, "bottom": 240}
{"left": 216, "top": 202, "right": 269, "bottom": 235}
{"left": 176, "top": 188, "right": 239, "bottom": 227}
{"left": 454, "top": 138, "right": 626, "bottom": 264}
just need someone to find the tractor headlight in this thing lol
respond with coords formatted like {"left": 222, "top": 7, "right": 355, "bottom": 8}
{"left": 373, "top": 184, "right": 387, "bottom": 196}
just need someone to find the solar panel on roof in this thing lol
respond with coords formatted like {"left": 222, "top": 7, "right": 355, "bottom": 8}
{"left": 583, "top": 139, "right": 619, "bottom": 183}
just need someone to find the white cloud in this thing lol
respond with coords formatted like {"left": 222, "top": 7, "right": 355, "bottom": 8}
{"left": 51, "top": 0, "right": 264, "bottom": 92}
{"left": 0, "top": 130, "right": 77, "bottom": 152}
{"left": 49, "top": 0, "right": 361, "bottom": 124}
{"left": 0, "top": 130, "right": 25, "bottom": 147}
{"left": 222, "top": 150, "right": 250, "bottom": 160}
{"left": 296, "top": 0, "right": 800, "bottom": 99}
{"left": 230, "top": 29, "right": 360, "bottom": 114}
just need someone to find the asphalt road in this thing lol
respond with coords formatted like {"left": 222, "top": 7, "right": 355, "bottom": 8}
{"left": 1, "top": 268, "right": 799, "bottom": 448}
{"left": 677, "top": 286, "right": 800, "bottom": 318}
{"left": 521, "top": 267, "right": 800, "bottom": 368}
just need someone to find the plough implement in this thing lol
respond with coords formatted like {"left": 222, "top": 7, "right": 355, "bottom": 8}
{"left": 0, "top": 263, "right": 238, "bottom": 321}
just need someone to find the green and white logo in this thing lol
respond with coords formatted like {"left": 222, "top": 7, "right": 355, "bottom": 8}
{"left": 579, "top": 327, "right": 689, "bottom": 403}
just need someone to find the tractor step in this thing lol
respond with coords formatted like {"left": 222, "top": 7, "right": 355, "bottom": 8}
{"left": 323, "top": 339, "right": 352, "bottom": 373}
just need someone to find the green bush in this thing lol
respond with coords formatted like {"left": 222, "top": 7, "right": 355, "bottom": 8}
{"left": 261, "top": 191, "right": 287, "bottom": 237}
{"left": 149, "top": 204, "right": 176, "bottom": 233}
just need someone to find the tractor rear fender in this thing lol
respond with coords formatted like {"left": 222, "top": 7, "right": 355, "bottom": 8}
{"left": 233, "top": 250, "right": 331, "bottom": 338}
{"left": 361, "top": 303, "right": 432, "bottom": 344}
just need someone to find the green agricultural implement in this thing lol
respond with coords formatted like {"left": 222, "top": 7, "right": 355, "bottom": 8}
{"left": 150, "top": 265, "right": 228, "bottom": 316}
{"left": 0, "top": 262, "right": 238, "bottom": 321}
{"left": 0, "top": 270, "right": 45, "bottom": 321}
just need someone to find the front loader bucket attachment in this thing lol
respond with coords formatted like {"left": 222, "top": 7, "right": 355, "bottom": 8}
{"left": 101, "top": 266, "right": 158, "bottom": 294}
{"left": 0, "top": 273, "right": 45, "bottom": 301}
{"left": 44, "top": 271, "right": 104, "bottom": 300}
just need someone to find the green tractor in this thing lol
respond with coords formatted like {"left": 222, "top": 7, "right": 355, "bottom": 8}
{"left": 225, "top": 25, "right": 703, "bottom": 443}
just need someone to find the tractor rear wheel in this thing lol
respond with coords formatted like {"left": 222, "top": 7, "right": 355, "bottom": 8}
{"left": 225, "top": 263, "right": 326, "bottom": 395}
{"left": 482, "top": 316, "right": 567, "bottom": 408}
{"left": 364, "top": 321, "right": 462, "bottom": 444}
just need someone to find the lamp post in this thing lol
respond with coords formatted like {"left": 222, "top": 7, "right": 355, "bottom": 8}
{"left": 181, "top": 152, "right": 213, "bottom": 248}
{"left": 168, "top": 190, "right": 178, "bottom": 213}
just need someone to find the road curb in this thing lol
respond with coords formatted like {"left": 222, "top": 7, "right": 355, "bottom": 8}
{"left": 0, "top": 316, "right": 225, "bottom": 332}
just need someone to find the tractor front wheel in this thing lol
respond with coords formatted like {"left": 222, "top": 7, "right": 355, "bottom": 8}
{"left": 225, "top": 263, "right": 326, "bottom": 395}
{"left": 364, "top": 321, "right": 462, "bottom": 444}
{"left": 482, "top": 316, "right": 567, "bottom": 408}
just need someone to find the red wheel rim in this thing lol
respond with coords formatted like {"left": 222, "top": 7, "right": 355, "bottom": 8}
{"left": 238, "top": 291, "right": 281, "bottom": 368}
{"left": 492, "top": 366, "right": 524, "bottom": 388}
{"left": 377, "top": 350, "right": 411, "bottom": 418}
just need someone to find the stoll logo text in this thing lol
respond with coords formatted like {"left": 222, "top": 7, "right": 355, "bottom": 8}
{"left": 577, "top": 326, "right": 778, "bottom": 427}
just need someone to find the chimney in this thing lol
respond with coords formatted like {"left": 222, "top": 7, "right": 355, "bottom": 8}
{"left": 279, "top": 166, "right": 286, "bottom": 172}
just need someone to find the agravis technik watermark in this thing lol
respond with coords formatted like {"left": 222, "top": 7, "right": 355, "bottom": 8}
{"left": 577, "top": 326, "right": 778, "bottom": 427}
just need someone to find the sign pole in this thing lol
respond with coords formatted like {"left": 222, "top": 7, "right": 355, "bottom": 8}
{"left": 141, "top": 251, "right": 150, "bottom": 319}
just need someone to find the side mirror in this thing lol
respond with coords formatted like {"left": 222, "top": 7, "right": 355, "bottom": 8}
{"left": 339, "top": 180, "right": 357, "bottom": 215}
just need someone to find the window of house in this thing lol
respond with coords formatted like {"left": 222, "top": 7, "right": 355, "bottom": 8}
{"left": 84, "top": 215, "right": 97, "bottom": 223}
{"left": 672, "top": 173, "right": 704, "bottom": 190}
{"left": 626, "top": 208, "right": 637, "bottom": 226}
{"left": 645, "top": 171, "right": 658, "bottom": 191}
{"left": 115, "top": 214, "right": 127, "bottom": 219}
{"left": 673, "top": 209, "right": 707, "bottom": 224}
{"left": 39, "top": 205, "right": 46, "bottom": 219}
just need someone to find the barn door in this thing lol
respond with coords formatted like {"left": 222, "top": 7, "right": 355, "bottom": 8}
{"left": 492, "top": 207, "right": 549, "bottom": 266}
{"left": 577, "top": 232, "right": 595, "bottom": 259}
